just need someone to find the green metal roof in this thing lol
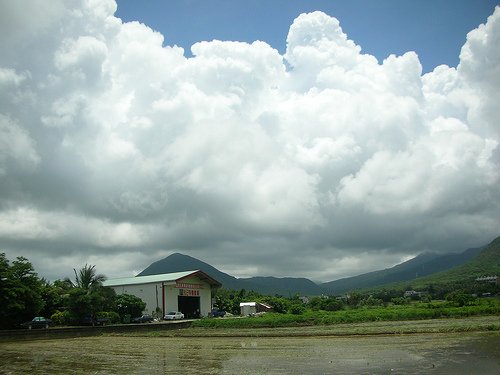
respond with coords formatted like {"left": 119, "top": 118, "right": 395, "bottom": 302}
{"left": 102, "top": 269, "right": 221, "bottom": 287}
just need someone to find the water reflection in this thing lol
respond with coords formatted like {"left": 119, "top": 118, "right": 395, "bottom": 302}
{"left": 0, "top": 332, "right": 499, "bottom": 374}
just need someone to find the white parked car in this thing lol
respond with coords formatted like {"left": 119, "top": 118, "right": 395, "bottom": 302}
{"left": 164, "top": 311, "right": 184, "bottom": 320}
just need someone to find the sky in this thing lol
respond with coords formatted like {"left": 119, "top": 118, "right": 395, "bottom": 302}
{"left": 0, "top": 0, "right": 499, "bottom": 284}
{"left": 115, "top": 0, "right": 500, "bottom": 73}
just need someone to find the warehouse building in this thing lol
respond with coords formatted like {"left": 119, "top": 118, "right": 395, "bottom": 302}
{"left": 103, "top": 270, "right": 221, "bottom": 318}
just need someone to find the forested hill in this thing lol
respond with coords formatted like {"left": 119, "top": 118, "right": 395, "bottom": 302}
{"left": 138, "top": 252, "right": 326, "bottom": 295}
{"left": 238, "top": 276, "right": 326, "bottom": 296}
{"left": 135, "top": 238, "right": 496, "bottom": 296}
{"left": 319, "top": 246, "right": 483, "bottom": 295}
{"left": 137, "top": 252, "right": 257, "bottom": 291}
{"left": 401, "top": 236, "right": 500, "bottom": 289}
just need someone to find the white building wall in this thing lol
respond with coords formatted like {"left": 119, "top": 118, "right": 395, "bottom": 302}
{"left": 109, "top": 275, "right": 215, "bottom": 317}
{"left": 240, "top": 304, "right": 257, "bottom": 316}
{"left": 164, "top": 283, "right": 178, "bottom": 313}
{"left": 109, "top": 283, "right": 163, "bottom": 315}
{"left": 199, "top": 285, "right": 212, "bottom": 317}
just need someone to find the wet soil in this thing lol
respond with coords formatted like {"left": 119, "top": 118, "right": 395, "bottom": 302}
{"left": 0, "top": 332, "right": 499, "bottom": 374}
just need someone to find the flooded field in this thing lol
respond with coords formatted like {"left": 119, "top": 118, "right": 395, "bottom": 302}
{"left": 0, "top": 331, "right": 499, "bottom": 374}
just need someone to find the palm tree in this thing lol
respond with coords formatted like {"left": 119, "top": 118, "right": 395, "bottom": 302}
{"left": 69, "top": 264, "right": 106, "bottom": 290}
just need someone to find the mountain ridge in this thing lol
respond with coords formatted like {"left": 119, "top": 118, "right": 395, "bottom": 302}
{"left": 137, "top": 252, "right": 260, "bottom": 291}
{"left": 383, "top": 236, "right": 500, "bottom": 290}
{"left": 320, "top": 246, "right": 484, "bottom": 295}
{"left": 136, "top": 238, "right": 497, "bottom": 296}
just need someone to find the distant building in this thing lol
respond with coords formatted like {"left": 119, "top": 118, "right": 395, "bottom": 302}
{"left": 239, "top": 302, "right": 273, "bottom": 316}
{"left": 475, "top": 276, "right": 498, "bottom": 284}
{"left": 103, "top": 270, "right": 221, "bottom": 318}
{"left": 404, "top": 290, "right": 422, "bottom": 298}
{"left": 299, "top": 296, "right": 310, "bottom": 304}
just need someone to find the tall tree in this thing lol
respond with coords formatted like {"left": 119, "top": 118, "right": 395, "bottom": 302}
{"left": 70, "top": 264, "right": 106, "bottom": 290}
{"left": 115, "top": 294, "right": 146, "bottom": 318}
{"left": 64, "top": 264, "right": 115, "bottom": 323}
{"left": 39, "top": 279, "right": 67, "bottom": 318}
{"left": 0, "top": 253, "right": 44, "bottom": 329}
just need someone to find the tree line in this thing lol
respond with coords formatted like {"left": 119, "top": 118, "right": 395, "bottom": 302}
{"left": 213, "top": 281, "right": 499, "bottom": 316}
{"left": 2, "top": 252, "right": 497, "bottom": 329}
{"left": 0, "top": 253, "right": 146, "bottom": 329}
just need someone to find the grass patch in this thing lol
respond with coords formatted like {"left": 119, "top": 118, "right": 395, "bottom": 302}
{"left": 118, "top": 316, "right": 500, "bottom": 338}
{"left": 191, "top": 299, "right": 500, "bottom": 330}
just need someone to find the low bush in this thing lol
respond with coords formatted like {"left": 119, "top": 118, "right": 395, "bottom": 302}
{"left": 191, "top": 298, "right": 500, "bottom": 329}
{"left": 289, "top": 304, "right": 306, "bottom": 315}
{"left": 97, "top": 311, "right": 121, "bottom": 324}
{"left": 51, "top": 310, "right": 69, "bottom": 325}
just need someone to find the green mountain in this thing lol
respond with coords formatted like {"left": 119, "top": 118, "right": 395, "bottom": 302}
{"left": 320, "top": 246, "right": 483, "bottom": 295}
{"left": 137, "top": 252, "right": 257, "bottom": 291}
{"left": 399, "top": 236, "right": 500, "bottom": 289}
{"left": 137, "top": 253, "right": 323, "bottom": 295}
{"left": 239, "top": 276, "right": 326, "bottom": 296}
{"left": 136, "top": 237, "right": 498, "bottom": 296}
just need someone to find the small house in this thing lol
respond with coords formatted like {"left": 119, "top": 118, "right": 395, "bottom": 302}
{"left": 475, "top": 276, "right": 498, "bottom": 284}
{"left": 404, "top": 290, "right": 421, "bottom": 298}
{"left": 239, "top": 302, "right": 273, "bottom": 316}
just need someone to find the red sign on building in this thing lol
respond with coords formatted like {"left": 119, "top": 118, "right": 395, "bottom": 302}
{"left": 179, "top": 289, "right": 200, "bottom": 296}
{"left": 175, "top": 282, "right": 203, "bottom": 289}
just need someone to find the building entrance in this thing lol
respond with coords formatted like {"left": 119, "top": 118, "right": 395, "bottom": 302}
{"left": 178, "top": 295, "right": 201, "bottom": 318}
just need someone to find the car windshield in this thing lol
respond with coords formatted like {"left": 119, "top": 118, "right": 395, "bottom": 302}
{"left": 167, "top": 312, "right": 176, "bottom": 315}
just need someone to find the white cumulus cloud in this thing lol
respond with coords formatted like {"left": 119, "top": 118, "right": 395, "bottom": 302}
{"left": 0, "top": 1, "right": 498, "bottom": 282}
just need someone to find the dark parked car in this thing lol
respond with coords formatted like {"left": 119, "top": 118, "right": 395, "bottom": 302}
{"left": 81, "top": 315, "right": 109, "bottom": 326}
{"left": 132, "top": 314, "right": 154, "bottom": 323}
{"left": 209, "top": 309, "right": 226, "bottom": 318}
{"left": 21, "top": 317, "right": 52, "bottom": 329}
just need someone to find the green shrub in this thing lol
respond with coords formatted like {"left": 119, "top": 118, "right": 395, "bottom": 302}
{"left": 51, "top": 310, "right": 69, "bottom": 325}
{"left": 308, "top": 296, "right": 344, "bottom": 311}
{"left": 190, "top": 298, "right": 500, "bottom": 329}
{"left": 115, "top": 294, "right": 146, "bottom": 318}
{"left": 360, "top": 296, "right": 384, "bottom": 307}
{"left": 391, "top": 297, "right": 410, "bottom": 305}
{"left": 97, "top": 311, "right": 120, "bottom": 324}
{"left": 446, "top": 291, "right": 477, "bottom": 307}
{"left": 289, "top": 304, "right": 306, "bottom": 315}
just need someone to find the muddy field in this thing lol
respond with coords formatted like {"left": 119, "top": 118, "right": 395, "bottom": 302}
{"left": 1, "top": 331, "right": 499, "bottom": 374}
